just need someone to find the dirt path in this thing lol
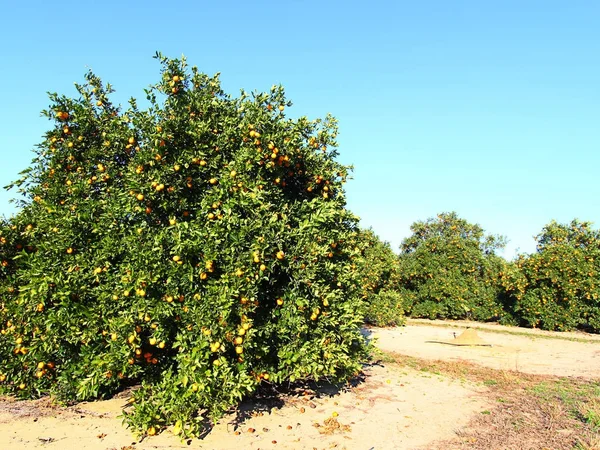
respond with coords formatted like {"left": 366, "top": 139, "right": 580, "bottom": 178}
{"left": 1, "top": 320, "right": 598, "bottom": 449}
{"left": 0, "top": 363, "right": 485, "bottom": 450}
{"left": 371, "top": 319, "right": 600, "bottom": 378}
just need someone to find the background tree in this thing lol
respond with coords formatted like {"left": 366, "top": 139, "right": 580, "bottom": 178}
{"left": 353, "top": 228, "right": 404, "bottom": 326}
{"left": 501, "top": 220, "right": 600, "bottom": 331}
{"left": 398, "top": 212, "right": 508, "bottom": 321}
{"left": 0, "top": 53, "right": 368, "bottom": 437}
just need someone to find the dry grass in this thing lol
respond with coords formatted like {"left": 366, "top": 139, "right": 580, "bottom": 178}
{"left": 378, "top": 351, "right": 600, "bottom": 450}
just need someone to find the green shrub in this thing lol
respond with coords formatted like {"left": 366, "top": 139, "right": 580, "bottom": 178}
{"left": 0, "top": 53, "right": 368, "bottom": 437}
{"left": 364, "top": 289, "right": 405, "bottom": 327}
{"left": 501, "top": 220, "right": 600, "bottom": 332}
{"left": 398, "top": 212, "right": 508, "bottom": 321}
{"left": 354, "top": 228, "right": 401, "bottom": 300}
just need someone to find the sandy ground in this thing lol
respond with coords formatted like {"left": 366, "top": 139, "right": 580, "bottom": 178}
{"left": 1, "top": 320, "right": 598, "bottom": 450}
{"left": 372, "top": 319, "right": 600, "bottom": 378}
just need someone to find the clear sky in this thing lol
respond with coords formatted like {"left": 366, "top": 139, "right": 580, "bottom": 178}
{"left": 1, "top": 0, "right": 598, "bottom": 259}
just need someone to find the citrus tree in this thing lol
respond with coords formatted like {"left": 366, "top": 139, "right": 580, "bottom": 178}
{"left": 501, "top": 220, "right": 600, "bottom": 331}
{"left": 352, "top": 228, "right": 404, "bottom": 326}
{"left": 0, "top": 53, "right": 368, "bottom": 437}
{"left": 397, "top": 212, "right": 508, "bottom": 321}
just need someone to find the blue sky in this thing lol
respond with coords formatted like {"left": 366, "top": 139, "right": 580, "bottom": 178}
{"left": 1, "top": 0, "right": 598, "bottom": 258}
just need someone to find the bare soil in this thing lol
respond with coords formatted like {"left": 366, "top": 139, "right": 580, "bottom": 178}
{"left": 372, "top": 319, "right": 600, "bottom": 378}
{"left": 1, "top": 319, "right": 599, "bottom": 450}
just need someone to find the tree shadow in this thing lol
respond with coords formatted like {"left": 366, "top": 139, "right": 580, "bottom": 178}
{"left": 221, "top": 368, "right": 369, "bottom": 434}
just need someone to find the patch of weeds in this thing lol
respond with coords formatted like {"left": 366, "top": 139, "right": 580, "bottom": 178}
{"left": 579, "top": 397, "right": 600, "bottom": 430}
{"left": 380, "top": 350, "right": 600, "bottom": 450}
{"left": 369, "top": 347, "right": 396, "bottom": 365}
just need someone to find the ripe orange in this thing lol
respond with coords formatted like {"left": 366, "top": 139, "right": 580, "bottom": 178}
{"left": 136, "top": 193, "right": 144, "bottom": 201}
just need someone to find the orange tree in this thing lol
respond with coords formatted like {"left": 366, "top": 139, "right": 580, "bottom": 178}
{"left": 352, "top": 228, "right": 404, "bottom": 326}
{"left": 501, "top": 220, "right": 600, "bottom": 331}
{"left": 397, "top": 212, "right": 508, "bottom": 321}
{"left": 0, "top": 53, "right": 368, "bottom": 437}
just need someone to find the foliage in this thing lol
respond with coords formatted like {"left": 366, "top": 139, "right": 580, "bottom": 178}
{"left": 0, "top": 53, "right": 368, "bottom": 437}
{"left": 398, "top": 212, "right": 508, "bottom": 321}
{"left": 364, "top": 289, "right": 405, "bottom": 327}
{"left": 501, "top": 220, "right": 600, "bottom": 331}
{"left": 353, "top": 228, "right": 404, "bottom": 326}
